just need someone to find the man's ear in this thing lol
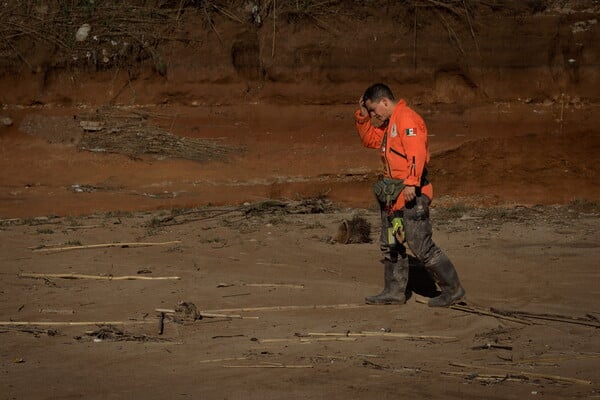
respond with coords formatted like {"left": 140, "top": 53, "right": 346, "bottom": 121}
{"left": 381, "top": 97, "right": 389, "bottom": 107}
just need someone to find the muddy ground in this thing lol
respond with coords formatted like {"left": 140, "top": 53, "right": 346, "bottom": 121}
{"left": 1, "top": 202, "right": 599, "bottom": 399}
{"left": 1, "top": 1, "right": 600, "bottom": 399}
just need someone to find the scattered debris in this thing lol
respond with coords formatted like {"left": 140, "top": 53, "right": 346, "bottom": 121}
{"left": 77, "top": 325, "right": 170, "bottom": 343}
{"left": 442, "top": 370, "right": 530, "bottom": 384}
{"left": 0, "top": 326, "right": 57, "bottom": 337}
{"left": 78, "top": 107, "right": 240, "bottom": 162}
{"left": 39, "top": 308, "right": 75, "bottom": 315}
{"left": 471, "top": 343, "right": 513, "bottom": 351}
{"left": 362, "top": 359, "right": 423, "bottom": 375}
{"left": 71, "top": 184, "right": 97, "bottom": 193}
{"left": 449, "top": 362, "right": 593, "bottom": 385}
{"left": 362, "top": 359, "right": 386, "bottom": 370}
{"left": 243, "top": 197, "right": 335, "bottom": 216}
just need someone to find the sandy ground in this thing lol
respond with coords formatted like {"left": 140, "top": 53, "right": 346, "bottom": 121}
{"left": 1, "top": 197, "right": 599, "bottom": 399}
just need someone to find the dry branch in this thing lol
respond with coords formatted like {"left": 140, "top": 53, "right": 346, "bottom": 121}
{"left": 0, "top": 326, "right": 57, "bottom": 336}
{"left": 415, "top": 298, "right": 531, "bottom": 324}
{"left": 490, "top": 307, "right": 600, "bottom": 328}
{"left": 78, "top": 107, "right": 240, "bottom": 163}
{"left": 33, "top": 240, "right": 181, "bottom": 253}
{"left": 450, "top": 303, "right": 531, "bottom": 325}
{"left": 20, "top": 273, "right": 180, "bottom": 281}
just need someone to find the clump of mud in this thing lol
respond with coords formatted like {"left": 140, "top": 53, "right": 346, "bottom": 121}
{"left": 334, "top": 215, "right": 372, "bottom": 244}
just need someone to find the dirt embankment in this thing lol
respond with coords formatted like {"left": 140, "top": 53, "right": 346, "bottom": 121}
{"left": 1, "top": 1, "right": 599, "bottom": 106}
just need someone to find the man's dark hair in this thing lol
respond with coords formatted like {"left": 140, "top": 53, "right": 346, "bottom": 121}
{"left": 363, "top": 83, "right": 395, "bottom": 103}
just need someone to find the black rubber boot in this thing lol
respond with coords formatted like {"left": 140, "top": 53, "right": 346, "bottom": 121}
{"left": 365, "top": 258, "right": 409, "bottom": 305}
{"left": 427, "top": 258, "right": 465, "bottom": 307}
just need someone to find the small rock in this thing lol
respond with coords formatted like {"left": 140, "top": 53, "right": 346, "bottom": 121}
{"left": 75, "top": 23, "right": 91, "bottom": 42}
{"left": 1, "top": 116, "right": 13, "bottom": 127}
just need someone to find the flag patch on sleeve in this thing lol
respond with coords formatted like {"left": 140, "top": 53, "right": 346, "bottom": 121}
{"left": 405, "top": 128, "right": 416, "bottom": 136}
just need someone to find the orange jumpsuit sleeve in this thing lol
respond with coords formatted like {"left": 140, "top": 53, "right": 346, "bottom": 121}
{"left": 355, "top": 109, "right": 385, "bottom": 149}
{"left": 397, "top": 113, "right": 429, "bottom": 187}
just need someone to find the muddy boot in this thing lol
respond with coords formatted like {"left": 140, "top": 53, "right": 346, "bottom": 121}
{"left": 427, "top": 259, "right": 465, "bottom": 307}
{"left": 365, "top": 259, "right": 408, "bottom": 305}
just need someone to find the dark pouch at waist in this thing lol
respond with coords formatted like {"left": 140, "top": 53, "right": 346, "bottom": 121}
{"left": 372, "top": 178, "right": 405, "bottom": 207}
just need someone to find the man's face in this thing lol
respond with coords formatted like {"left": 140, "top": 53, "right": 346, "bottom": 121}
{"left": 364, "top": 98, "right": 390, "bottom": 120}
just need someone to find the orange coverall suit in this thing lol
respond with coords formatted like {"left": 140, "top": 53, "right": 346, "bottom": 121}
{"left": 355, "top": 99, "right": 433, "bottom": 210}
{"left": 355, "top": 99, "right": 438, "bottom": 263}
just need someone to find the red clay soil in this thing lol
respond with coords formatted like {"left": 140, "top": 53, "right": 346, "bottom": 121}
{"left": 1, "top": 1, "right": 599, "bottom": 217}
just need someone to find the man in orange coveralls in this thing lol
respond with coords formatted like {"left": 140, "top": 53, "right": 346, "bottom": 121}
{"left": 355, "top": 83, "right": 465, "bottom": 307}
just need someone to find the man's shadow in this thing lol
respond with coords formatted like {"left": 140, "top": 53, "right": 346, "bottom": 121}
{"left": 406, "top": 255, "right": 440, "bottom": 299}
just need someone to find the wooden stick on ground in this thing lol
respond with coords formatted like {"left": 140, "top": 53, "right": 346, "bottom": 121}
{"left": 33, "top": 240, "right": 182, "bottom": 253}
{"left": 199, "top": 357, "right": 247, "bottom": 363}
{"left": 223, "top": 364, "right": 313, "bottom": 369}
{"left": 0, "top": 320, "right": 153, "bottom": 326}
{"left": 243, "top": 283, "right": 305, "bottom": 289}
{"left": 450, "top": 362, "right": 593, "bottom": 385}
{"left": 260, "top": 337, "right": 358, "bottom": 344}
{"left": 204, "top": 303, "right": 370, "bottom": 314}
{"left": 308, "top": 331, "right": 457, "bottom": 341}
{"left": 20, "top": 273, "right": 181, "bottom": 281}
